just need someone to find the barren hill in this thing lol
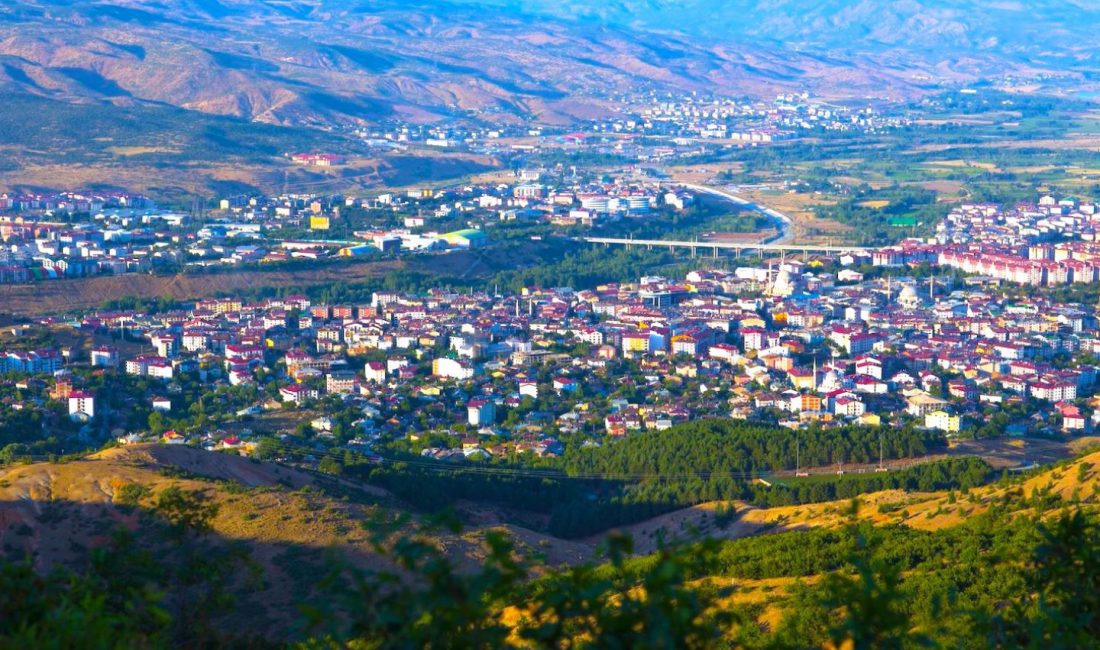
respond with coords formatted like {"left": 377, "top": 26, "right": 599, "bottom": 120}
{"left": 3, "top": 0, "right": 1092, "bottom": 132}
{"left": 4, "top": 0, "right": 1095, "bottom": 198}
{"left": 0, "top": 0, "right": 808, "bottom": 127}
{"left": 7, "top": 443, "right": 1098, "bottom": 571}
{"left": 0, "top": 443, "right": 592, "bottom": 566}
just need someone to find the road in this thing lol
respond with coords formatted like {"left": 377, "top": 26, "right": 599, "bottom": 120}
{"left": 679, "top": 182, "right": 795, "bottom": 245}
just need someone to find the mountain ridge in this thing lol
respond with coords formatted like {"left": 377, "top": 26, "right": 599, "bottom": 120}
{"left": 3, "top": 0, "right": 1084, "bottom": 131}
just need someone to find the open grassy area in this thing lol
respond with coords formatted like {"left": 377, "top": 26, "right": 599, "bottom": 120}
{"left": 0, "top": 259, "right": 401, "bottom": 316}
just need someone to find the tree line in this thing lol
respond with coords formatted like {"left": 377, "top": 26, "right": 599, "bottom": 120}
{"left": 346, "top": 420, "right": 977, "bottom": 539}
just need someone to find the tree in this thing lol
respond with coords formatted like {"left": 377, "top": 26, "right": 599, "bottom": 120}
{"left": 253, "top": 437, "right": 282, "bottom": 461}
{"left": 0, "top": 557, "right": 169, "bottom": 648}
{"left": 147, "top": 411, "right": 167, "bottom": 435}
{"left": 819, "top": 504, "right": 932, "bottom": 650}
{"left": 994, "top": 510, "right": 1100, "bottom": 646}
{"left": 153, "top": 486, "right": 220, "bottom": 539}
{"left": 318, "top": 456, "right": 344, "bottom": 476}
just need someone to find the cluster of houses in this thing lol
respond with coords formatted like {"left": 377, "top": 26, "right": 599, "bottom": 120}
{"left": 9, "top": 184, "right": 1100, "bottom": 459}
{"left": 0, "top": 175, "right": 700, "bottom": 283}
{"left": 870, "top": 196, "right": 1100, "bottom": 286}
{"left": 604, "top": 91, "right": 906, "bottom": 142}
{"left": 4, "top": 246, "right": 1097, "bottom": 459}
{"left": 0, "top": 191, "right": 152, "bottom": 214}
{"left": 0, "top": 210, "right": 192, "bottom": 282}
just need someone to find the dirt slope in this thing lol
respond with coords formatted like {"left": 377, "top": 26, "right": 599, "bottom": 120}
{"left": 0, "top": 444, "right": 593, "bottom": 570}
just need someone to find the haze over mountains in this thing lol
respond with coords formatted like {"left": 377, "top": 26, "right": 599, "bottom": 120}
{"left": 479, "top": 1, "right": 1100, "bottom": 57}
{"left": 1, "top": 0, "right": 1097, "bottom": 130}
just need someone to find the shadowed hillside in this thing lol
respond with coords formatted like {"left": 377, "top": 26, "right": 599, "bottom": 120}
{"left": 4, "top": 444, "right": 1100, "bottom": 646}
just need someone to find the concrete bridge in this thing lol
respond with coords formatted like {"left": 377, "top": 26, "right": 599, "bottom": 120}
{"left": 580, "top": 235, "right": 871, "bottom": 258}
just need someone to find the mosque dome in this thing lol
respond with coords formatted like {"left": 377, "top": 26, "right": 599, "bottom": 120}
{"left": 819, "top": 370, "right": 841, "bottom": 392}
{"left": 770, "top": 269, "right": 795, "bottom": 296}
{"left": 898, "top": 284, "right": 921, "bottom": 309}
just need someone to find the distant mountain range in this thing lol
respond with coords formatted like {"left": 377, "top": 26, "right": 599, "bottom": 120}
{"left": 476, "top": 1, "right": 1100, "bottom": 59}
{"left": 0, "top": 0, "right": 1096, "bottom": 129}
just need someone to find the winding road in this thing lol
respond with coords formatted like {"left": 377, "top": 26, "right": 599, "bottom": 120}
{"left": 678, "top": 182, "right": 795, "bottom": 245}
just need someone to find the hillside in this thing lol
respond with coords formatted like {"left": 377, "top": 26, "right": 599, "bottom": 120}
{"left": 0, "top": 443, "right": 594, "bottom": 564}
{"left": 3, "top": 443, "right": 1100, "bottom": 645}
{"left": 611, "top": 448, "right": 1100, "bottom": 553}
{"left": 0, "top": 0, "right": 804, "bottom": 127}
{"left": 484, "top": 0, "right": 1100, "bottom": 74}
{"left": 0, "top": 444, "right": 592, "bottom": 639}
{"left": 3, "top": 0, "right": 1096, "bottom": 199}
{"left": 4, "top": 0, "right": 1089, "bottom": 138}
{"left": 0, "top": 90, "right": 500, "bottom": 199}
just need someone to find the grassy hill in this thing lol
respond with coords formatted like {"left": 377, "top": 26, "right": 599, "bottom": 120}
{"left": 0, "top": 444, "right": 592, "bottom": 640}
{"left": 4, "top": 443, "right": 1100, "bottom": 646}
{"left": 584, "top": 446, "right": 1100, "bottom": 554}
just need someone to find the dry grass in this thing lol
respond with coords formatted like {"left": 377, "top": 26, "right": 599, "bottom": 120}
{"left": 2, "top": 443, "right": 1099, "bottom": 639}
{"left": 0, "top": 151, "right": 499, "bottom": 200}
{"left": 32, "top": 448, "right": 593, "bottom": 639}
{"left": 0, "top": 261, "right": 402, "bottom": 315}
{"left": 730, "top": 450, "right": 1100, "bottom": 534}
{"left": 921, "top": 159, "right": 1001, "bottom": 171}
{"left": 918, "top": 180, "right": 966, "bottom": 195}
{"left": 0, "top": 161, "right": 277, "bottom": 197}
{"left": 667, "top": 163, "right": 747, "bottom": 184}
{"left": 591, "top": 501, "right": 766, "bottom": 555}
{"left": 0, "top": 444, "right": 592, "bottom": 584}
{"left": 1, "top": 440, "right": 1097, "bottom": 596}
{"left": 105, "top": 146, "right": 183, "bottom": 156}
{"left": 738, "top": 189, "right": 850, "bottom": 245}
{"left": 981, "top": 137, "right": 1100, "bottom": 151}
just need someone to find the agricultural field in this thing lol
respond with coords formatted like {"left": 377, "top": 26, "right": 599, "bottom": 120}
{"left": 668, "top": 91, "right": 1100, "bottom": 244}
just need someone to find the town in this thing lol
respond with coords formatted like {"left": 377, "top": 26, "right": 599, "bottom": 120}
{"left": 3, "top": 188, "right": 1100, "bottom": 468}
{"left": 6, "top": 168, "right": 1100, "bottom": 293}
{"left": 346, "top": 91, "right": 909, "bottom": 154}
{"left": 11, "top": 4, "right": 1100, "bottom": 645}
{"left": 0, "top": 173, "right": 705, "bottom": 282}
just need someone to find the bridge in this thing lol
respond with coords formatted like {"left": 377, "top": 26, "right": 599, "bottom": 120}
{"left": 580, "top": 236, "right": 871, "bottom": 257}
{"left": 578, "top": 182, "right": 871, "bottom": 257}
